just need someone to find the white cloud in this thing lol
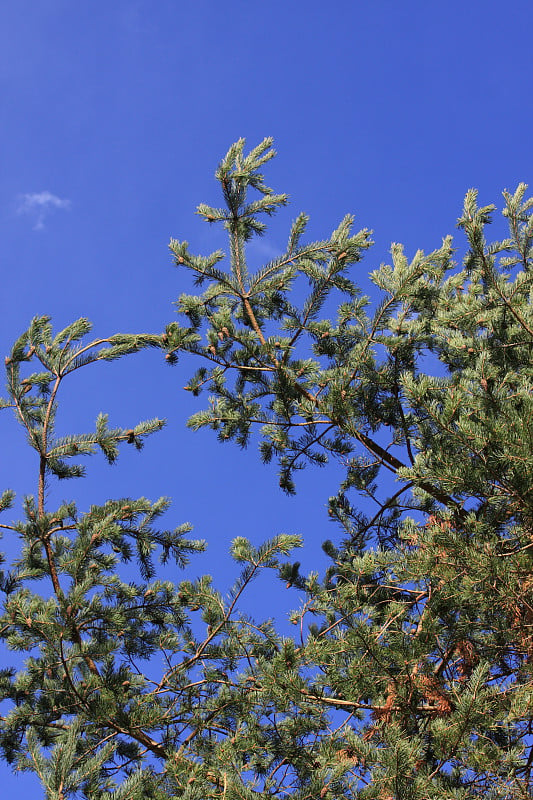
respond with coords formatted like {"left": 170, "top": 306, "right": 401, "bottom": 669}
{"left": 247, "top": 237, "right": 282, "bottom": 262}
{"left": 16, "top": 190, "right": 71, "bottom": 230}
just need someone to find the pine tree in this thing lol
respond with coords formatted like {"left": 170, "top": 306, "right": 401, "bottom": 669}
{"left": 0, "top": 316, "right": 303, "bottom": 798}
{"left": 161, "top": 139, "right": 533, "bottom": 798}
{"left": 1, "top": 139, "right": 532, "bottom": 799}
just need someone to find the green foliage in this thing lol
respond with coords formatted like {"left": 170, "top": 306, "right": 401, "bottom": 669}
{"left": 1, "top": 142, "right": 532, "bottom": 798}
{"left": 161, "top": 141, "right": 533, "bottom": 797}
{"left": 0, "top": 316, "right": 308, "bottom": 798}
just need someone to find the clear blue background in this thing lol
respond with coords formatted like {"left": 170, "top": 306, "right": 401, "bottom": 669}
{"left": 1, "top": 1, "right": 532, "bottom": 794}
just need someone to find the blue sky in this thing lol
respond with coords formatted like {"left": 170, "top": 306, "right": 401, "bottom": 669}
{"left": 1, "top": 1, "right": 532, "bottom": 793}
